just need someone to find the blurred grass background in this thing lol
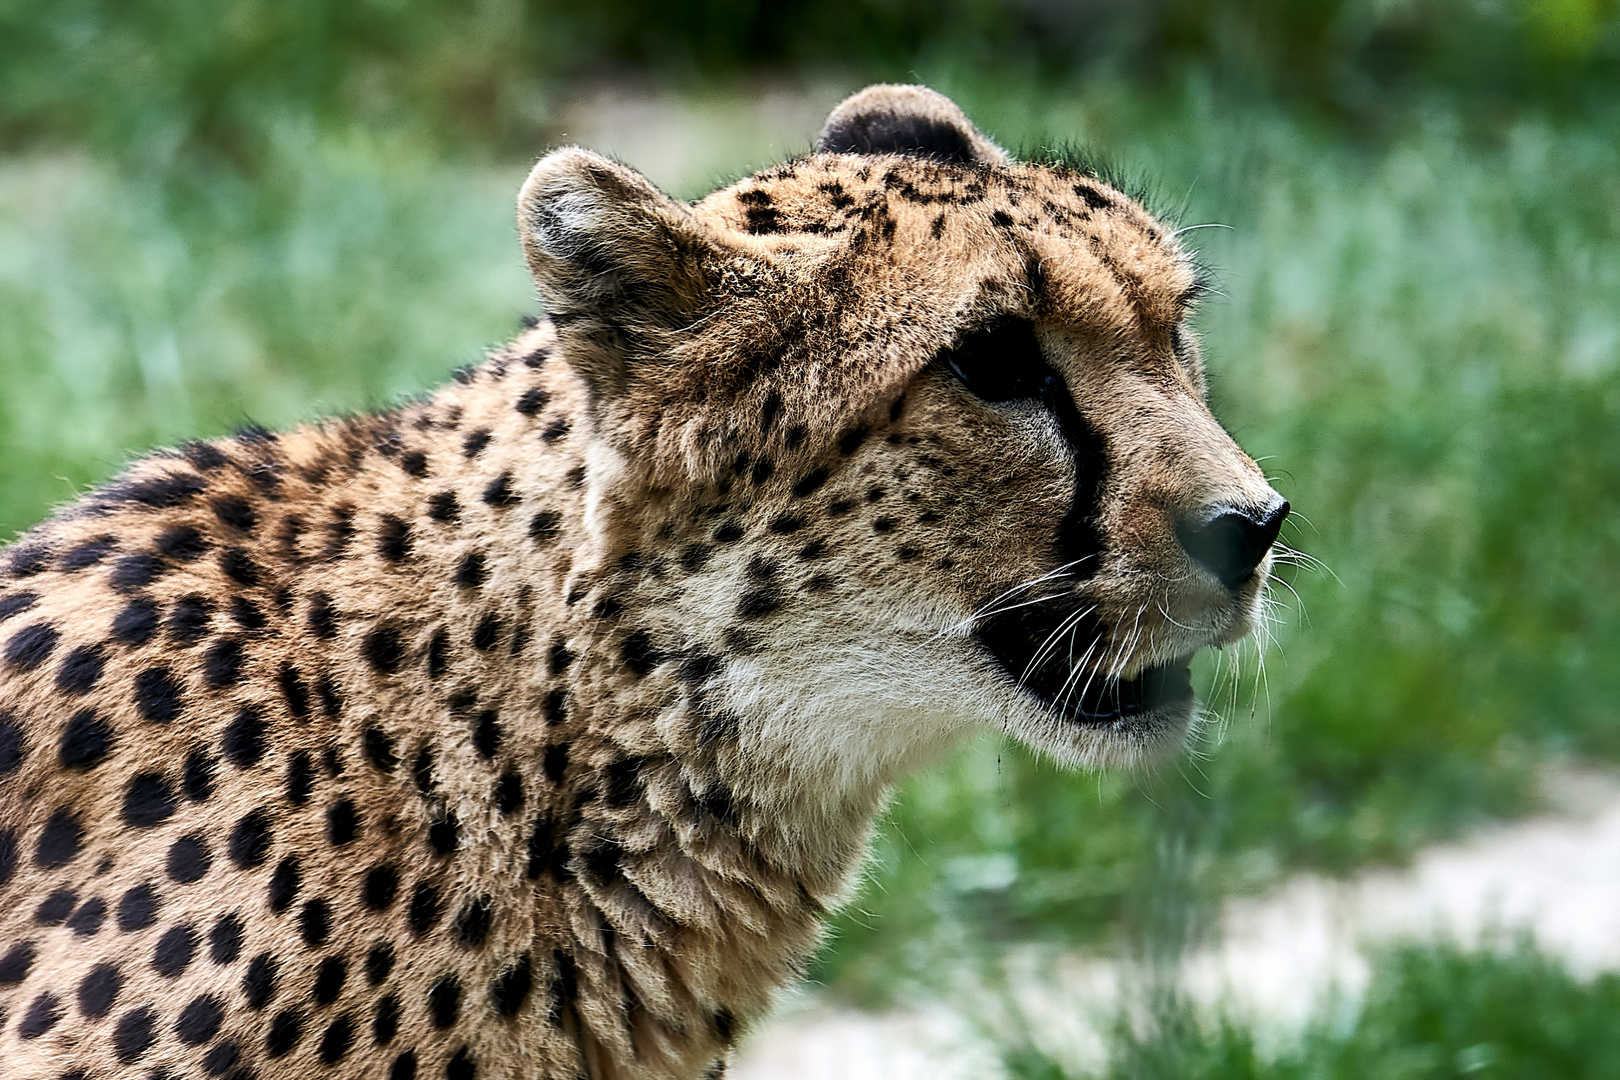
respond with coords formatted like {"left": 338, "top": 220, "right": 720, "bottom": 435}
{"left": 3, "top": 1, "right": 1619, "bottom": 1074}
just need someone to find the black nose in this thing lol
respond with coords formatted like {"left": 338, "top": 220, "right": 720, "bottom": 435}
{"left": 1175, "top": 501, "right": 1290, "bottom": 590}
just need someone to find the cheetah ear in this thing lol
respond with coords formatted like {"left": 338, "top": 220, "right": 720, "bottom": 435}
{"left": 817, "top": 84, "right": 1008, "bottom": 165}
{"left": 518, "top": 148, "right": 718, "bottom": 397}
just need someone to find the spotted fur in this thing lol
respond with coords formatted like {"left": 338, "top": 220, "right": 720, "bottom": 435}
{"left": 0, "top": 86, "right": 1284, "bottom": 1079}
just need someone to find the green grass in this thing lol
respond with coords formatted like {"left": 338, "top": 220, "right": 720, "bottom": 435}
{"left": 998, "top": 940, "right": 1620, "bottom": 1079}
{"left": 2, "top": 79, "right": 1618, "bottom": 1017}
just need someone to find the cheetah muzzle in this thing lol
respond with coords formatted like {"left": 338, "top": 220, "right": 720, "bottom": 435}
{"left": 0, "top": 85, "right": 1288, "bottom": 1079}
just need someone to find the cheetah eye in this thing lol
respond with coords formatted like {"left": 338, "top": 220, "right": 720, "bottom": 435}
{"left": 939, "top": 318, "right": 1062, "bottom": 403}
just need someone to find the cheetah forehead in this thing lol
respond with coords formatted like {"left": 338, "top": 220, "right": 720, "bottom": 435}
{"left": 691, "top": 153, "right": 1202, "bottom": 330}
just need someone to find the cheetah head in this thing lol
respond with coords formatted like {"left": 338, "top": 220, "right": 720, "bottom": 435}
{"left": 517, "top": 86, "right": 1287, "bottom": 803}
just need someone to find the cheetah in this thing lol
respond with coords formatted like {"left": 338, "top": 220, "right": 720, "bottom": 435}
{"left": 0, "top": 85, "right": 1288, "bottom": 1079}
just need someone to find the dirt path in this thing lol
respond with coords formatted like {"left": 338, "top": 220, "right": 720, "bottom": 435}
{"left": 732, "top": 769, "right": 1620, "bottom": 1078}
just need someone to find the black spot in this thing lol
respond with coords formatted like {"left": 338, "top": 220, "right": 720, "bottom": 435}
{"left": 123, "top": 470, "right": 210, "bottom": 509}
{"left": 364, "top": 625, "right": 405, "bottom": 674}
{"left": 307, "top": 592, "right": 339, "bottom": 639}
{"left": 566, "top": 464, "right": 586, "bottom": 488}
{"left": 429, "top": 975, "right": 462, "bottom": 1028}
{"left": 5, "top": 622, "right": 58, "bottom": 670}
{"left": 60, "top": 535, "right": 118, "bottom": 570}
{"left": 319, "top": 1013, "right": 356, "bottom": 1063}
{"left": 212, "top": 495, "right": 258, "bottom": 533}
{"left": 367, "top": 942, "right": 397, "bottom": 986}
{"left": 313, "top": 956, "right": 347, "bottom": 1004}
{"left": 714, "top": 1006, "right": 737, "bottom": 1043}
{"left": 409, "top": 882, "right": 442, "bottom": 934}
{"left": 991, "top": 208, "right": 1015, "bottom": 228}
{"left": 175, "top": 993, "right": 225, "bottom": 1045}
{"left": 167, "top": 594, "right": 214, "bottom": 645}
{"left": 482, "top": 472, "right": 520, "bottom": 507}
{"left": 210, "top": 913, "right": 244, "bottom": 964}
{"left": 230, "top": 594, "right": 266, "bottom": 630}
{"left": 542, "top": 741, "right": 568, "bottom": 784}
{"left": 219, "top": 547, "right": 262, "bottom": 587}
{"left": 284, "top": 749, "right": 315, "bottom": 806}
{"left": 0, "top": 941, "right": 34, "bottom": 984}
{"left": 714, "top": 520, "right": 745, "bottom": 543}
{"left": 473, "top": 710, "right": 501, "bottom": 758}
{"left": 472, "top": 614, "right": 500, "bottom": 651}
{"left": 363, "top": 864, "right": 400, "bottom": 911}
{"left": 413, "top": 746, "right": 436, "bottom": 793}
{"left": 152, "top": 923, "right": 197, "bottom": 976}
{"left": 374, "top": 993, "right": 402, "bottom": 1044}
{"left": 117, "top": 883, "right": 160, "bottom": 931}
{"left": 4, "top": 542, "right": 49, "bottom": 577}
{"left": 269, "top": 856, "right": 300, "bottom": 913}
{"left": 243, "top": 952, "right": 278, "bottom": 1009}
{"left": 203, "top": 638, "right": 244, "bottom": 688}
{"left": 59, "top": 709, "right": 113, "bottom": 769}
{"left": 266, "top": 1008, "right": 305, "bottom": 1057}
{"left": 0, "top": 590, "right": 39, "bottom": 624}
{"left": 462, "top": 429, "right": 492, "bottom": 458}
{"left": 223, "top": 706, "right": 268, "bottom": 768}
{"left": 399, "top": 450, "right": 428, "bottom": 478}
{"left": 111, "top": 597, "right": 160, "bottom": 646}
{"left": 364, "top": 727, "right": 399, "bottom": 773}
{"left": 428, "top": 491, "right": 460, "bottom": 522}
{"left": 750, "top": 457, "right": 775, "bottom": 485}
{"left": 455, "top": 896, "right": 493, "bottom": 949}
{"left": 67, "top": 895, "right": 106, "bottom": 935}
{"left": 123, "top": 772, "right": 177, "bottom": 827}
{"left": 183, "top": 750, "right": 216, "bottom": 801}
{"left": 447, "top": 1046, "right": 477, "bottom": 1080}
{"left": 301, "top": 898, "right": 332, "bottom": 946}
{"left": 277, "top": 662, "right": 311, "bottom": 720}
{"left": 527, "top": 510, "right": 561, "bottom": 544}
{"left": 202, "top": 1041, "right": 240, "bottom": 1077}
{"left": 495, "top": 772, "right": 524, "bottom": 814}
{"left": 791, "top": 468, "right": 830, "bottom": 497}
{"left": 390, "top": 1050, "right": 418, "bottom": 1080}
{"left": 17, "top": 991, "right": 60, "bottom": 1038}
{"left": 35, "top": 887, "right": 75, "bottom": 924}
{"left": 515, "top": 388, "right": 549, "bottom": 415}
{"left": 873, "top": 516, "right": 898, "bottom": 533}
{"left": 131, "top": 666, "right": 184, "bottom": 724}
{"left": 78, "top": 963, "right": 122, "bottom": 1017}
{"left": 327, "top": 798, "right": 361, "bottom": 846}
{"left": 456, "top": 551, "right": 487, "bottom": 589}
{"left": 167, "top": 834, "right": 211, "bottom": 884}
{"left": 48, "top": 641, "right": 104, "bottom": 693}
{"left": 622, "top": 628, "right": 663, "bottom": 676}
{"left": 36, "top": 807, "right": 82, "bottom": 866}
{"left": 228, "top": 809, "right": 274, "bottom": 868}
{"left": 156, "top": 525, "right": 210, "bottom": 562}
{"left": 768, "top": 513, "right": 805, "bottom": 535}
{"left": 377, "top": 514, "right": 413, "bottom": 562}
{"left": 0, "top": 711, "right": 20, "bottom": 777}
{"left": 543, "top": 688, "right": 568, "bottom": 726}
{"left": 112, "top": 1005, "right": 158, "bottom": 1062}
{"left": 429, "top": 811, "right": 460, "bottom": 855}
{"left": 737, "top": 588, "right": 782, "bottom": 619}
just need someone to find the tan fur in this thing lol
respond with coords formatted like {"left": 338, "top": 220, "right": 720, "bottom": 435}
{"left": 0, "top": 86, "right": 1281, "bottom": 1078}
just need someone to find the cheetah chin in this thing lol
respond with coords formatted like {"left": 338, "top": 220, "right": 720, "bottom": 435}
{"left": 0, "top": 83, "right": 1290, "bottom": 1080}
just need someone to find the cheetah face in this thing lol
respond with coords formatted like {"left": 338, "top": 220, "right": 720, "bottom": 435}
{"left": 519, "top": 85, "right": 1287, "bottom": 785}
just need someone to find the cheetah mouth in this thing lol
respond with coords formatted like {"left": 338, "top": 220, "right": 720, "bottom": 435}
{"left": 975, "top": 603, "right": 1195, "bottom": 724}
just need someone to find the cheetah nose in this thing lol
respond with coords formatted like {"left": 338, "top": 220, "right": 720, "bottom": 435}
{"left": 1175, "top": 500, "right": 1290, "bottom": 591}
